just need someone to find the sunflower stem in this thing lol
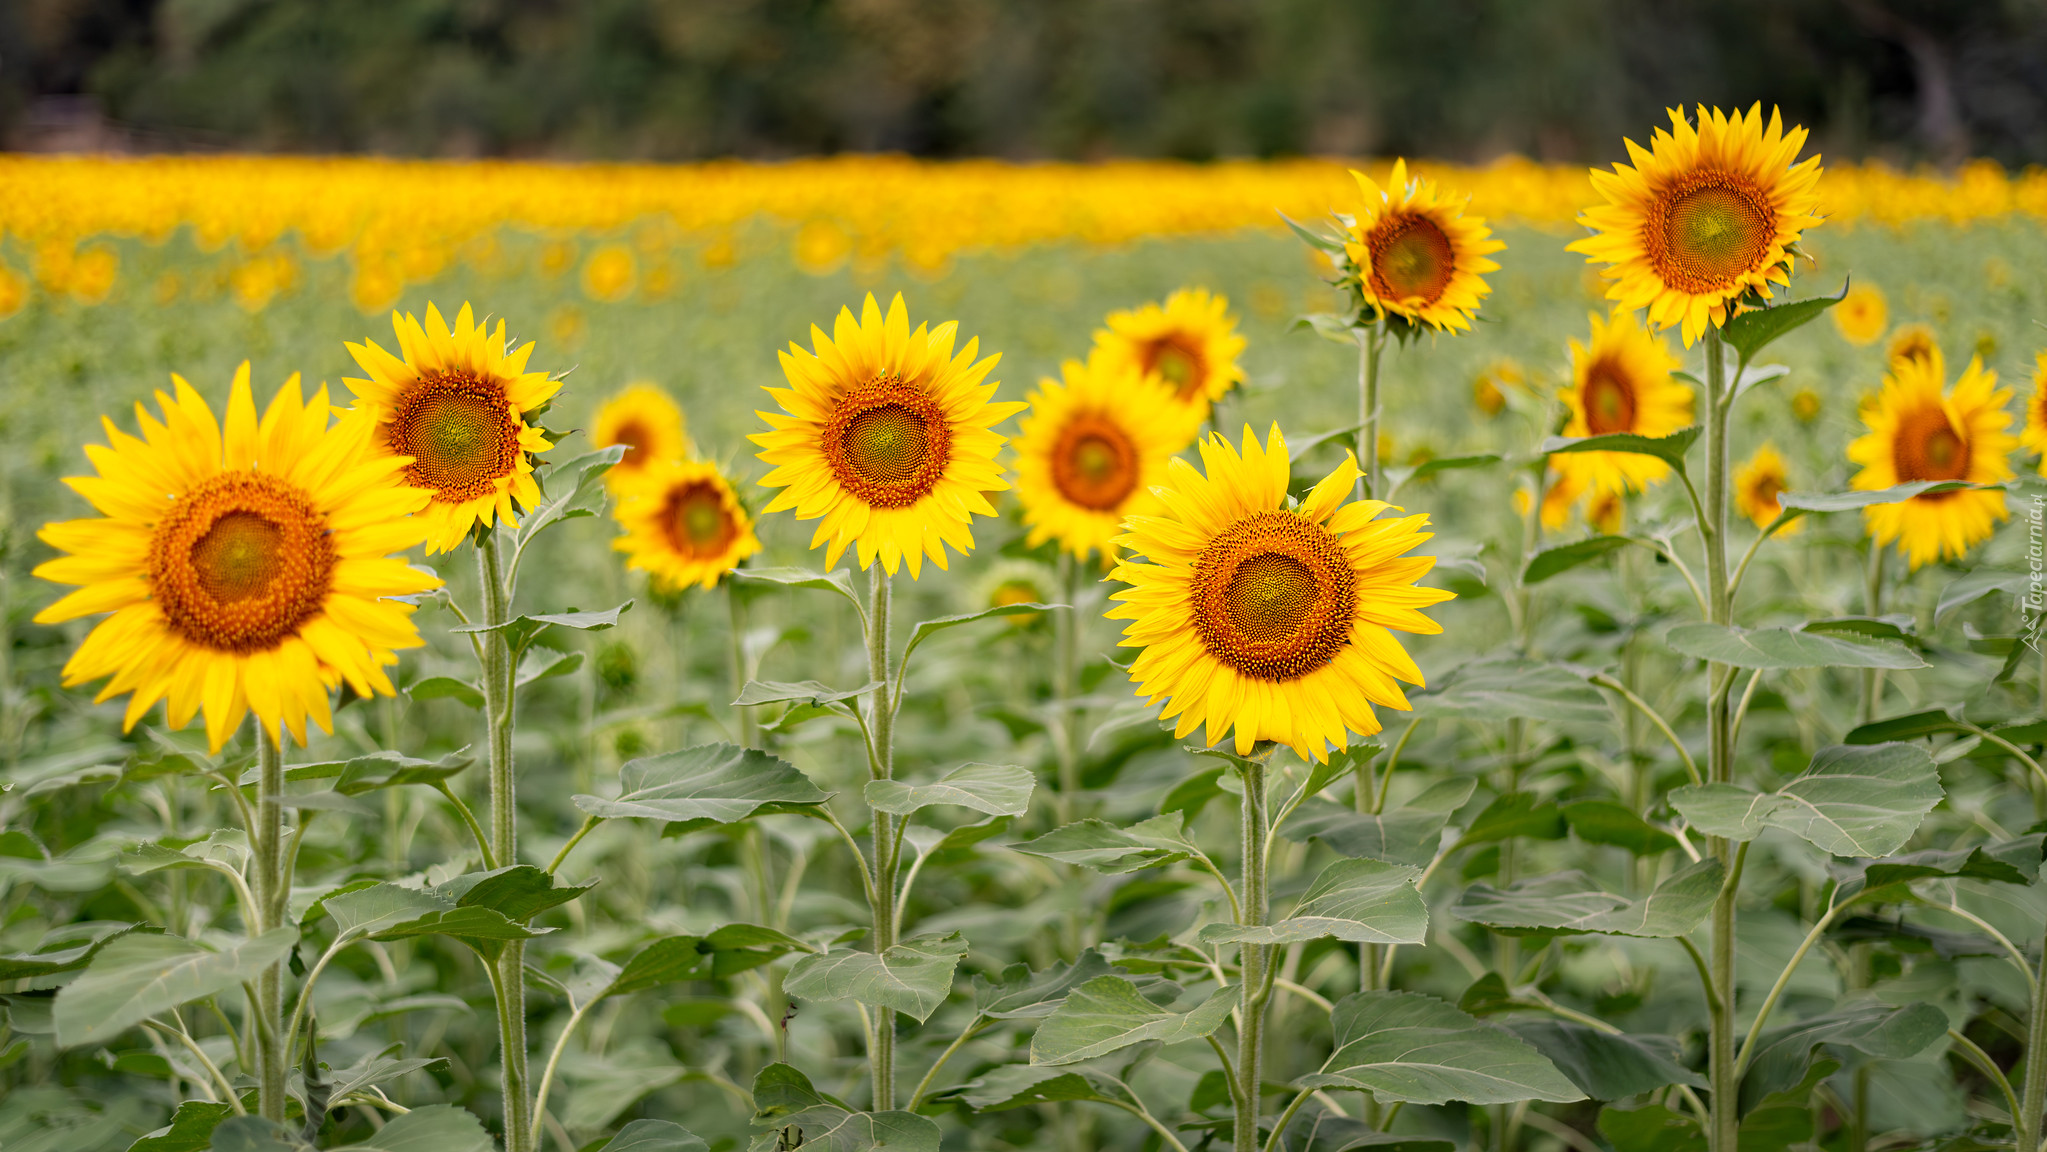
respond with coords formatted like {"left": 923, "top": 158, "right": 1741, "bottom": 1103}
{"left": 476, "top": 531, "right": 532, "bottom": 1152}
{"left": 1701, "top": 325, "right": 1739, "bottom": 1152}
{"left": 1054, "top": 551, "right": 1083, "bottom": 825}
{"left": 1860, "top": 542, "right": 1886, "bottom": 725}
{"left": 252, "top": 725, "right": 289, "bottom": 1123}
{"left": 866, "top": 566, "right": 899, "bottom": 1110}
{"left": 1234, "top": 754, "right": 1271, "bottom": 1152}
{"left": 2019, "top": 916, "right": 2047, "bottom": 1152}
{"left": 1356, "top": 324, "right": 1384, "bottom": 500}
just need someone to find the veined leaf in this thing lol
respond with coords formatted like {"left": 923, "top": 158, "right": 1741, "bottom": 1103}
{"left": 1719, "top": 283, "right": 1846, "bottom": 360}
{"left": 1540, "top": 426, "right": 1700, "bottom": 471}
{"left": 54, "top": 927, "right": 298, "bottom": 1048}
{"left": 902, "top": 603, "right": 1060, "bottom": 668}
{"left": 749, "top": 1062, "right": 940, "bottom": 1152}
{"left": 128, "top": 1098, "right": 232, "bottom": 1152}
{"left": 783, "top": 932, "right": 967, "bottom": 1023}
{"left": 0, "top": 923, "right": 163, "bottom": 982}
{"left": 407, "top": 677, "right": 483, "bottom": 709}
{"left": 1664, "top": 622, "right": 1925, "bottom": 670}
{"left": 865, "top": 762, "right": 1033, "bottom": 818}
{"left": 948, "top": 1063, "right": 1140, "bottom": 1112}
{"left": 732, "top": 567, "right": 865, "bottom": 616}
{"left": 1199, "top": 858, "right": 1427, "bottom": 946}
{"left": 1029, "top": 976, "right": 1236, "bottom": 1065}
{"left": 598, "top": 1120, "right": 709, "bottom": 1152}
{"left": 1461, "top": 793, "right": 1566, "bottom": 844}
{"left": 1453, "top": 859, "right": 1722, "bottom": 938}
{"left": 1670, "top": 742, "right": 1941, "bottom": 857}
{"left": 1523, "top": 536, "right": 1632, "bottom": 585}
{"left": 1562, "top": 799, "right": 1678, "bottom": 856}
{"left": 1282, "top": 800, "right": 1447, "bottom": 867}
{"left": 1777, "top": 480, "right": 1986, "bottom": 513}
{"left": 734, "top": 679, "right": 878, "bottom": 708}
{"left": 1740, "top": 1002, "right": 1946, "bottom": 1108}
{"left": 1412, "top": 657, "right": 1611, "bottom": 724}
{"left": 573, "top": 743, "right": 828, "bottom": 824}
{"left": 972, "top": 950, "right": 1115, "bottom": 1020}
{"left": 1294, "top": 991, "right": 1584, "bottom": 1104}
{"left": 1501, "top": 1020, "right": 1703, "bottom": 1100}
{"left": 1011, "top": 814, "right": 1201, "bottom": 873}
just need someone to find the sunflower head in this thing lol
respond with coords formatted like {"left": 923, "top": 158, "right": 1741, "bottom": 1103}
{"left": 1832, "top": 283, "right": 1888, "bottom": 346}
{"left": 1341, "top": 160, "right": 1504, "bottom": 335}
{"left": 34, "top": 365, "right": 440, "bottom": 751}
{"left": 1554, "top": 310, "right": 1694, "bottom": 496}
{"left": 971, "top": 560, "right": 1059, "bottom": 631}
{"left": 2022, "top": 353, "right": 2047, "bottom": 470}
{"left": 1790, "top": 388, "right": 1822, "bottom": 423}
{"left": 594, "top": 383, "right": 689, "bottom": 487}
{"left": 345, "top": 302, "right": 559, "bottom": 553}
{"left": 1107, "top": 425, "right": 1454, "bottom": 763}
{"left": 1848, "top": 353, "right": 2015, "bottom": 569}
{"left": 1735, "top": 443, "right": 1798, "bottom": 533}
{"left": 1091, "top": 288, "right": 1246, "bottom": 415}
{"left": 612, "top": 458, "right": 761, "bottom": 592}
{"left": 753, "top": 293, "right": 1023, "bottom": 578}
{"left": 1887, "top": 323, "right": 1940, "bottom": 372}
{"left": 1571, "top": 105, "right": 1825, "bottom": 346}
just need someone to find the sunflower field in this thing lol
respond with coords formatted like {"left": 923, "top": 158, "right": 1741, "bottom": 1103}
{"left": 9, "top": 107, "right": 2047, "bottom": 1152}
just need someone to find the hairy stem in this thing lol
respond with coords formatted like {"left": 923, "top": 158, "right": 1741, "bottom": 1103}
{"left": 253, "top": 727, "right": 288, "bottom": 1123}
{"left": 477, "top": 533, "right": 532, "bottom": 1152}
{"left": 1357, "top": 325, "right": 1384, "bottom": 500}
{"left": 2020, "top": 917, "right": 2047, "bottom": 1152}
{"left": 866, "top": 567, "right": 898, "bottom": 1110}
{"left": 1234, "top": 756, "right": 1270, "bottom": 1152}
{"left": 1702, "top": 327, "right": 1738, "bottom": 1152}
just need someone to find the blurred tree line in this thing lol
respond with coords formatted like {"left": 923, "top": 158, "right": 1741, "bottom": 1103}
{"left": 7, "top": 0, "right": 2046, "bottom": 164}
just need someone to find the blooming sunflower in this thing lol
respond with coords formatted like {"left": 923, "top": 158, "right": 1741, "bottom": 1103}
{"left": 754, "top": 293, "right": 1022, "bottom": 577}
{"left": 593, "top": 383, "right": 689, "bottom": 488}
{"left": 1734, "top": 443, "right": 1798, "bottom": 533}
{"left": 1107, "top": 426, "right": 1454, "bottom": 762}
{"left": 1554, "top": 310, "right": 1693, "bottom": 496}
{"left": 1092, "top": 288, "right": 1246, "bottom": 414}
{"left": 1887, "top": 323, "right": 1939, "bottom": 370}
{"left": 612, "top": 459, "right": 761, "bottom": 591}
{"left": 1473, "top": 358, "right": 1523, "bottom": 418}
{"left": 1571, "top": 105, "right": 1824, "bottom": 346}
{"left": 33, "top": 365, "right": 439, "bottom": 752}
{"left": 1832, "top": 283, "right": 1888, "bottom": 346}
{"left": 1848, "top": 353, "right": 2014, "bottom": 569}
{"left": 2022, "top": 353, "right": 2047, "bottom": 470}
{"left": 1013, "top": 355, "right": 1202, "bottom": 562}
{"left": 1343, "top": 159, "right": 1503, "bottom": 333}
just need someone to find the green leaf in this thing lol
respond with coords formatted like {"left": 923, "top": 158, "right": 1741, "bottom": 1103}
{"left": 1741, "top": 1002, "right": 1946, "bottom": 1108}
{"left": 1199, "top": 858, "right": 1427, "bottom": 945}
{"left": 573, "top": 743, "right": 828, "bottom": 823}
{"left": 1011, "top": 814, "right": 1200, "bottom": 873}
{"left": 127, "top": 1099, "right": 232, "bottom": 1152}
{"left": 1844, "top": 708, "right": 1963, "bottom": 744}
{"left": 1282, "top": 801, "right": 1448, "bottom": 867}
{"left": 316, "top": 1051, "right": 445, "bottom": 1110}
{"left": 865, "top": 763, "right": 1033, "bottom": 818}
{"left": 1562, "top": 799, "right": 1678, "bottom": 855}
{"left": 54, "top": 927, "right": 298, "bottom": 1048}
{"left": 450, "top": 602, "right": 632, "bottom": 655}
{"left": 1295, "top": 991, "right": 1585, "bottom": 1104}
{"left": 1540, "top": 426, "right": 1700, "bottom": 472}
{"left": 1395, "top": 453, "right": 1505, "bottom": 486}
{"left": 1798, "top": 615, "right": 1916, "bottom": 643}
{"left": 1454, "top": 859, "right": 1722, "bottom": 938}
{"left": 1412, "top": 657, "right": 1612, "bottom": 724}
{"left": 1680, "top": 743, "right": 1940, "bottom": 857}
{"left": 406, "top": 677, "right": 483, "bottom": 709}
{"left": 1937, "top": 569, "right": 2029, "bottom": 622}
{"left": 1854, "top": 835, "right": 2044, "bottom": 891}
{"left": 517, "top": 444, "right": 627, "bottom": 545}
{"left": 604, "top": 937, "right": 714, "bottom": 998}
{"left": 1283, "top": 1115, "right": 1457, "bottom": 1152}
{"left": 949, "top": 1064, "right": 1139, "bottom": 1111}
{"left": 733, "top": 680, "right": 878, "bottom": 708}
{"left": 1286, "top": 423, "right": 1365, "bottom": 463}
{"left": 515, "top": 646, "right": 583, "bottom": 689}
{"left": 319, "top": 883, "right": 452, "bottom": 937}
{"left": 344, "top": 1104, "right": 497, "bottom": 1152}
{"left": 783, "top": 932, "right": 968, "bottom": 1023}
{"left": 731, "top": 566, "right": 865, "bottom": 615}
{"left": 438, "top": 865, "right": 594, "bottom": 922}
{"left": 598, "top": 1120, "right": 709, "bottom": 1152}
{"left": 1664, "top": 622, "right": 1925, "bottom": 669}
{"left": 1029, "top": 976, "right": 1236, "bottom": 1065}
{"left": 749, "top": 1062, "right": 940, "bottom": 1152}
{"left": 1461, "top": 793, "right": 1566, "bottom": 844}
{"left": 1719, "top": 282, "right": 1847, "bottom": 360}
{"left": 1500, "top": 1021, "right": 1703, "bottom": 1099}
{"left": 203, "top": 1117, "right": 300, "bottom": 1152}
{"left": 972, "top": 950, "right": 1115, "bottom": 1020}
{"left": 0, "top": 923, "right": 163, "bottom": 982}
{"left": 367, "top": 906, "right": 549, "bottom": 946}
{"left": 1598, "top": 1106, "right": 1706, "bottom": 1152}
{"left": 328, "top": 749, "right": 473, "bottom": 795}
{"left": 901, "top": 603, "right": 1060, "bottom": 669}
{"left": 1294, "top": 312, "right": 1364, "bottom": 346}
{"left": 1522, "top": 536, "right": 1632, "bottom": 585}
{"left": 1279, "top": 212, "right": 1347, "bottom": 254}
{"left": 1777, "top": 480, "right": 1986, "bottom": 513}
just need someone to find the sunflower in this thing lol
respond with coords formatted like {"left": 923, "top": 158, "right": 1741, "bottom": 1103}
{"left": 971, "top": 559, "right": 1058, "bottom": 631}
{"left": 1887, "top": 323, "right": 1939, "bottom": 370}
{"left": 1343, "top": 159, "right": 1503, "bottom": 333}
{"left": 1013, "top": 355, "right": 1202, "bottom": 562}
{"left": 1519, "top": 469, "right": 1586, "bottom": 532}
{"left": 1571, "top": 105, "right": 1824, "bottom": 347}
{"left": 1586, "top": 488, "right": 1625, "bottom": 535}
{"left": 754, "top": 293, "right": 1022, "bottom": 577}
{"left": 1473, "top": 358, "right": 1523, "bottom": 418}
{"left": 1790, "top": 388, "right": 1821, "bottom": 423}
{"left": 1832, "top": 283, "right": 1888, "bottom": 346}
{"left": 593, "top": 383, "right": 689, "bottom": 488}
{"left": 33, "top": 365, "right": 439, "bottom": 752}
{"left": 1848, "top": 353, "right": 2014, "bottom": 569}
{"left": 1092, "top": 288, "right": 1246, "bottom": 414}
{"left": 345, "top": 302, "right": 559, "bottom": 553}
{"left": 1107, "top": 426, "right": 1454, "bottom": 762}
{"left": 1554, "top": 310, "right": 1693, "bottom": 496}
{"left": 1734, "top": 443, "right": 1798, "bottom": 533}
{"left": 612, "top": 459, "right": 761, "bottom": 591}
{"left": 2022, "top": 353, "right": 2047, "bottom": 470}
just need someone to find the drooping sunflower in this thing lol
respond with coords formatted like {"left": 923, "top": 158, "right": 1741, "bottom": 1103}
{"left": 1092, "top": 288, "right": 1246, "bottom": 414}
{"left": 345, "top": 302, "right": 559, "bottom": 553}
{"left": 1571, "top": 105, "right": 1825, "bottom": 346}
{"left": 1734, "top": 443, "right": 1798, "bottom": 533}
{"left": 1013, "top": 355, "right": 1203, "bottom": 562}
{"left": 593, "top": 383, "right": 689, "bottom": 488}
{"left": 612, "top": 459, "right": 761, "bottom": 592}
{"left": 1887, "top": 323, "right": 1939, "bottom": 370}
{"left": 1832, "top": 283, "right": 1888, "bottom": 346}
{"left": 34, "top": 365, "right": 439, "bottom": 752}
{"left": 1554, "top": 310, "right": 1693, "bottom": 496}
{"left": 754, "top": 293, "right": 1022, "bottom": 577}
{"left": 1848, "top": 353, "right": 2014, "bottom": 569}
{"left": 1107, "top": 426, "right": 1454, "bottom": 762}
{"left": 1344, "top": 159, "right": 1503, "bottom": 333}
{"left": 2021, "top": 353, "right": 2047, "bottom": 470}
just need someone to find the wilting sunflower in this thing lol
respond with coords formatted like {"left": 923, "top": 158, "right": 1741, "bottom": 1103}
{"left": 754, "top": 293, "right": 1022, "bottom": 577}
{"left": 612, "top": 459, "right": 761, "bottom": 591}
{"left": 1571, "top": 105, "right": 1824, "bottom": 346}
{"left": 1014, "top": 355, "right": 1202, "bottom": 561}
{"left": 345, "top": 302, "right": 559, "bottom": 553}
{"left": 593, "top": 383, "right": 689, "bottom": 488}
{"left": 1344, "top": 159, "right": 1503, "bottom": 332}
{"left": 2022, "top": 353, "right": 2047, "bottom": 471}
{"left": 1849, "top": 353, "right": 2014, "bottom": 569}
{"left": 1832, "top": 283, "right": 1888, "bottom": 346}
{"left": 1734, "top": 443, "right": 1798, "bottom": 533}
{"left": 1887, "top": 323, "right": 1939, "bottom": 370}
{"left": 1554, "top": 310, "right": 1693, "bottom": 496}
{"left": 1092, "top": 288, "right": 1246, "bottom": 414}
{"left": 1107, "top": 426, "right": 1453, "bottom": 762}
{"left": 33, "top": 365, "right": 438, "bottom": 752}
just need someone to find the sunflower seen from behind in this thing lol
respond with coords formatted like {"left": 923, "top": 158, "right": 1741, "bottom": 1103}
{"left": 754, "top": 293, "right": 1022, "bottom": 577}
{"left": 345, "top": 302, "right": 559, "bottom": 553}
{"left": 1849, "top": 350, "right": 2014, "bottom": 569}
{"left": 613, "top": 459, "right": 761, "bottom": 592}
{"left": 1014, "top": 354, "right": 1202, "bottom": 562}
{"left": 1735, "top": 443, "right": 1798, "bottom": 533}
{"left": 593, "top": 382, "right": 689, "bottom": 488}
{"left": 1108, "top": 426, "right": 1453, "bottom": 762}
{"left": 1343, "top": 159, "right": 1503, "bottom": 333}
{"left": 1572, "top": 105, "right": 1824, "bottom": 346}
{"left": 1554, "top": 310, "right": 1693, "bottom": 496}
{"left": 34, "top": 365, "right": 439, "bottom": 752}
{"left": 1092, "top": 288, "right": 1246, "bottom": 416}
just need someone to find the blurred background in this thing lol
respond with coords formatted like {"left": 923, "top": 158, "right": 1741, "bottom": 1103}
{"left": 8, "top": 0, "right": 2047, "bottom": 166}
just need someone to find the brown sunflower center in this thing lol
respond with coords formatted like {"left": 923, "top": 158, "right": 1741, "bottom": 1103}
{"left": 1052, "top": 413, "right": 1140, "bottom": 511}
{"left": 1581, "top": 361, "right": 1638, "bottom": 435}
{"left": 611, "top": 420, "right": 650, "bottom": 469}
{"left": 390, "top": 371, "right": 522, "bottom": 504}
{"left": 1368, "top": 214, "right": 1456, "bottom": 305}
{"left": 1143, "top": 336, "right": 1206, "bottom": 400}
{"left": 1189, "top": 510, "right": 1357, "bottom": 682}
{"left": 823, "top": 378, "right": 952, "bottom": 509}
{"left": 1749, "top": 473, "right": 1784, "bottom": 511}
{"left": 1894, "top": 405, "right": 1970, "bottom": 483}
{"left": 149, "top": 471, "right": 336, "bottom": 654}
{"left": 660, "top": 480, "right": 739, "bottom": 558}
{"left": 1648, "top": 173, "right": 1774, "bottom": 294}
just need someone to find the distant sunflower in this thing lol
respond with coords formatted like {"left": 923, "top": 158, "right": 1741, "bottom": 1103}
{"left": 1572, "top": 105, "right": 1824, "bottom": 346}
{"left": 34, "top": 365, "right": 438, "bottom": 752}
{"left": 2022, "top": 353, "right": 2047, "bottom": 470}
{"left": 1344, "top": 160, "right": 1503, "bottom": 332}
{"left": 1107, "top": 426, "right": 1454, "bottom": 762}
{"left": 1014, "top": 355, "right": 1202, "bottom": 562}
{"left": 612, "top": 459, "right": 760, "bottom": 591}
{"left": 1887, "top": 323, "right": 1939, "bottom": 370}
{"left": 1849, "top": 353, "right": 2014, "bottom": 568}
{"left": 1586, "top": 488, "right": 1625, "bottom": 535}
{"left": 972, "top": 559, "right": 1058, "bottom": 631}
{"left": 754, "top": 293, "right": 1022, "bottom": 577}
{"left": 1092, "top": 288, "right": 1246, "bottom": 414}
{"left": 1554, "top": 311, "right": 1693, "bottom": 496}
{"left": 593, "top": 383, "right": 689, "bottom": 488}
{"left": 1790, "top": 388, "right": 1821, "bottom": 423}
{"left": 1832, "top": 283, "right": 1887, "bottom": 346}
{"left": 345, "top": 302, "right": 558, "bottom": 553}
{"left": 1473, "top": 358, "right": 1523, "bottom": 418}
{"left": 1734, "top": 443, "right": 1798, "bottom": 533}
{"left": 1522, "top": 469, "right": 1586, "bottom": 532}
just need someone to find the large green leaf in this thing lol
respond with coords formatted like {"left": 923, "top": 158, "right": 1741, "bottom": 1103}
{"left": 573, "top": 743, "right": 828, "bottom": 823}
{"left": 367, "top": 906, "right": 548, "bottom": 947}
{"left": 1295, "top": 991, "right": 1584, "bottom": 1104}
{"left": 749, "top": 1062, "right": 940, "bottom": 1152}
{"left": 1453, "top": 859, "right": 1722, "bottom": 938}
{"left": 600, "top": 1120, "right": 709, "bottom": 1152}
{"left": 1777, "top": 480, "right": 1986, "bottom": 514}
{"left": 1598, "top": 1106, "right": 1706, "bottom": 1152}
{"left": 338, "top": 1104, "right": 496, "bottom": 1152}
{"left": 319, "top": 883, "right": 452, "bottom": 937}
{"left": 865, "top": 763, "right": 1033, "bottom": 817}
{"left": 1719, "top": 283, "right": 1846, "bottom": 359}
{"left": 1461, "top": 793, "right": 1566, "bottom": 844}
{"left": 1937, "top": 568, "right": 2029, "bottom": 622}
{"left": 949, "top": 1064, "right": 1140, "bottom": 1112}
{"left": 437, "top": 865, "right": 594, "bottom": 922}
{"left": 901, "top": 603, "right": 1059, "bottom": 667}
{"left": 1412, "top": 657, "right": 1611, "bottom": 724}
{"left": 1741, "top": 1002, "right": 1946, "bottom": 1109}
{"left": 1522, "top": 536, "right": 1632, "bottom": 585}
{"left": 1028, "top": 976, "right": 1236, "bottom": 1065}
{"left": 1843, "top": 708, "right": 1965, "bottom": 744}
{"left": 733, "top": 680, "right": 878, "bottom": 708}
{"left": 1540, "top": 426, "right": 1700, "bottom": 471}
{"left": 972, "top": 950, "right": 1115, "bottom": 1020}
{"left": 1855, "top": 836, "right": 2044, "bottom": 891}
{"left": 1281, "top": 1114, "right": 1457, "bottom": 1152}
{"left": 128, "top": 1100, "right": 231, "bottom": 1152}
{"left": 783, "top": 932, "right": 967, "bottom": 1023}
{"left": 202, "top": 1118, "right": 299, "bottom": 1152}
{"left": 1664, "top": 623, "right": 1925, "bottom": 670}
{"left": 243, "top": 748, "right": 473, "bottom": 793}
{"left": 1500, "top": 1021, "right": 1703, "bottom": 1100}
{"left": 54, "top": 928, "right": 298, "bottom": 1048}
{"left": 1562, "top": 799, "right": 1678, "bottom": 856}
{"left": 451, "top": 602, "right": 632, "bottom": 652}
{"left": 1670, "top": 743, "right": 1942, "bottom": 857}
{"left": 1281, "top": 801, "right": 1448, "bottom": 867}
{"left": 731, "top": 566, "right": 865, "bottom": 614}
{"left": 1011, "top": 814, "right": 1200, "bottom": 873}
{"left": 0, "top": 923, "right": 162, "bottom": 982}
{"left": 1199, "top": 858, "right": 1427, "bottom": 945}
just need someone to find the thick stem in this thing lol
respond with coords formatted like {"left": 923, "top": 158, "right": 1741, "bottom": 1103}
{"left": 476, "top": 533, "right": 532, "bottom": 1152}
{"left": 1357, "top": 326, "right": 1383, "bottom": 499}
{"left": 728, "top": 583, "right": 759, "bottom": 749}
{"left": 2020, "top": 917, "right": 2047, "bottom": 1152}
{"left": 1701, "top": 327, "right": 1738, "bottom": 1152}
{"left": 253, "top": 727, "right": 288, "bottom": 1123}
{"left": 866, "top": 567, "right": 899, "bottom": 1110}
{"left": 1234, "top": 757, "right": 1270, "bottom": 1152}
{"left": 1054, "top": 552, "right": 1082, "bottom": 824}
{"left": 1860, "top": 544, "right": 1886, "bottom": 725}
